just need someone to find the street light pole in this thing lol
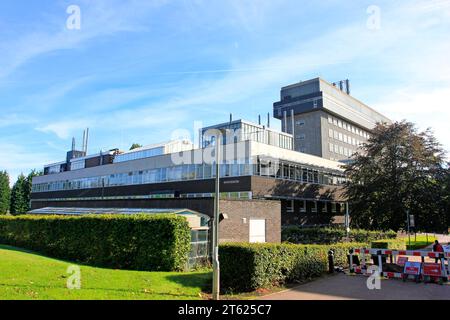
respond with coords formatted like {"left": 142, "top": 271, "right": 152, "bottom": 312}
{"left": 345, "top": 202, "right": 350, "bottom": 240}
{"left": 406, "top": 209, "right": 411, "bottom": 246}
{"left": 212, "top": 135, "right": 221, "bottom": 300}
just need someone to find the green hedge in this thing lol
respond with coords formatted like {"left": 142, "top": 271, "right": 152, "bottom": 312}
{"left": 371, "top": 239, "right": 406, "bottom": 250}
{"left": 0, "top": 214, "right": 191, "bottom": 271}
{"left": 220, "top": 242, "right": 367, "bottom": 293}
{"left": 282, "top": 226, "right": 397, "bottom": 244}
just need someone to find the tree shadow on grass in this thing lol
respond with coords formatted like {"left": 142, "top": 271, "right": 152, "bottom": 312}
{"left": 165, "top": 272, "right": 212, "bottom": 293}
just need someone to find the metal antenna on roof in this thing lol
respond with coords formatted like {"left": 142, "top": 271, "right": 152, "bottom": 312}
{"left": 85, "top": 128, "right": 89, "bottom": 153}
{"left": 82, "top": 130, "right": 86, "bottom": 153}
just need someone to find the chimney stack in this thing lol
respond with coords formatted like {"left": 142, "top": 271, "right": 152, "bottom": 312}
{"left": 82, "top": 130, "right": 86, "bottom": 153}
{"left": 267, "top": 113, "right": 270, "bottom": 128}
{"left": 85, "top": 128, "right": 89, "bottom": 153}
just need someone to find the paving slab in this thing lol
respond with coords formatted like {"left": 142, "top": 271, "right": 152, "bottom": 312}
{"left": 259, "top": 273, "right": 450, "bottom": 300}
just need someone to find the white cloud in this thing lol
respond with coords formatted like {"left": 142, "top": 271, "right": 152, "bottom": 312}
{"left": 373, "top": 87, "right": 450, "bottom": 154}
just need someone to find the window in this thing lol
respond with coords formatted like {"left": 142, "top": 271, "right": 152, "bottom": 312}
{"left": 329, "top": 143, "right": 334, "bottom": 152}
{"left": 299, "top": 200, "right": 306, "bottom": 212}
{"left": 338, "top": 120, "right": 342, "bottom": 128}
{"left": 331, "top": 202, "right": 337, "bottom": 213}
{"left": 333, "top": 119, "right": 338, "bottom": 126}
{"left": 296, "top": 119, "right": 305, "bottom": 126}
{"left": 334, "top": 144, "right": 339, "bottom": 153}
{"left": 47, "top": 165, "right": 61, "bottom": 174}
{"left": 286, "top": 200, "right": 294, "bottom": 213}
{"left": 297, "top": 134, "right": 306, "bottom": 140}
{"left": 338, "top": 133, "right": 343, "bottom": 141}
{"left": 311, "top": 201, "right": 318, "bottom": 213}
{"left": 328, "top": 116, "right": 333, "bottom": 124}
{"left": 334, "top": 131, "right": 339, "bottom": 139}
{"left": 328, "top": 129, "right": 333, "bottom": 138}
{"left": 339, "top": 146, "right": 344, "bottom": 155}
{"left": 71, "top": 160, "right": 85, "bottom": 171}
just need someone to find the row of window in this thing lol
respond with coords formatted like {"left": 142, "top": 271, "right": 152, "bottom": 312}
{"left": 328, "top": 129, "right": 364, "bottom": 147}
{"left": 286, "top": 200, "right": 342, "bottom": 213}
{"left": 256, "top": 161, "right": 347, "bottom": 185}
{"left": 329, "top": 143, "right": 356, "bottom": 157}
{"left": 114, "top": 147, "right": 164, "bottom": 163}
{"left": 327, "top": 115, "right": 371, "bottom": 139}
{"left": 31, "top": 191, "right": 254, "bottom": 202}
{"left": 32, "top": 162, "right": 346, "bottom": 193}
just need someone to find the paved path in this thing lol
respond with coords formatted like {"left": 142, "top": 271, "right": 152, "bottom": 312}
{"left": 259, "top": 274, "right": 450, "bottom": 300}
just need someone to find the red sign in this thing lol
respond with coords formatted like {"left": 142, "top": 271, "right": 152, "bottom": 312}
{"left": 404, "top": 261, "right": 421, "bottom": 275}
{"left": 422, "top": 263, "right": 442, "bottom": 277}
{"left": 397, "top": 257, "right": 408, "bottom": 266}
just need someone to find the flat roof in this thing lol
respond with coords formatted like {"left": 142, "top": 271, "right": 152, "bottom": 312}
{"left": 279, "top": 77, "right": 391, "bottom": 123}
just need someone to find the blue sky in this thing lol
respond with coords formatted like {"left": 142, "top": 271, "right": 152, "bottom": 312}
{"left": 0, "top": 0, "right": 449, "bottom": 184}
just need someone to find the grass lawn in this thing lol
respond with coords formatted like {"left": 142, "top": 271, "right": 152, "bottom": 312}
{"left": 0, "top": 245, "right": 211, "bottom": 300}
{"left": 403, "top": 235, "right": 438, "bottom": 249}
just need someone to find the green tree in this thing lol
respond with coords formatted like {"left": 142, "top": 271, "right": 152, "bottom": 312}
{"left": 129, "top": 143, "right": 142, "bottom": 150}
{"left": 344, "top": 121, "right": 447, "bottom": 232}
{"left": 0, "top": 171, "right": 10, "bottom": 214}
{"left": 10, "top": 174, "right": 28, "bottom": 215}
{"left": 9, "top": 170, "right": 41, "bottom": 215}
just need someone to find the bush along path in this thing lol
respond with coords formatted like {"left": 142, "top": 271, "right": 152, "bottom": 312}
{"left": 219, "top": 242, "right": 367, "bottom": 293}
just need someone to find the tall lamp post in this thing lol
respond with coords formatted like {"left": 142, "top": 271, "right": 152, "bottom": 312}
{"left": 345, "top": 202, "right": 350, "bottom": 240}
{"left": 212, "top": 135, "right": 221, "bottom": 300}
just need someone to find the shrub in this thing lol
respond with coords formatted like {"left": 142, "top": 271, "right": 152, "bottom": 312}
{"left": 282, "top": 226, "right": 397, "bottom": 244}
{"left": 371, "top": 239, "right": 406, "bottom": 250}
{"left": 220, "top": 242, "right": 367, "bottom": 293}
{"left": 0, "top": 214, "right": 191, "bottom": 271}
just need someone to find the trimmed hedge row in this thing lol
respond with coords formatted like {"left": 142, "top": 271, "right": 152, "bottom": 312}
{"left": 0, "top": 214, "right": 191, "bottom": 271}
{"left": 282, "top": 226, "right": 397, "bottom": 244}
{"left": 220, "top": 242, "right": 367, "bottom": 293}
{"left": 371, "top": 239, "right": 406, "bottom": 250}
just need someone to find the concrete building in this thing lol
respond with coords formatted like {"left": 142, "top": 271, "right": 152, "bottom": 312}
{"left": 31, "top": 120, "right": 349, "bottom": 243}
{"left": 273, "top": 77, "right": 391, "bottom": 161}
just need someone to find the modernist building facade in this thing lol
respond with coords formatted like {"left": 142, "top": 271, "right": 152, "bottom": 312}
{"left": 273, "top": 77, "right": 391, "bottom": 161}
{"left": 31, "top": 119, "right": 348, "bottom": 243}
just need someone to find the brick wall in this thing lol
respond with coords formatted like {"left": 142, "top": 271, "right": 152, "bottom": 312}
{"left": 219, "top": 199, "right": 281, "bottom": 243}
